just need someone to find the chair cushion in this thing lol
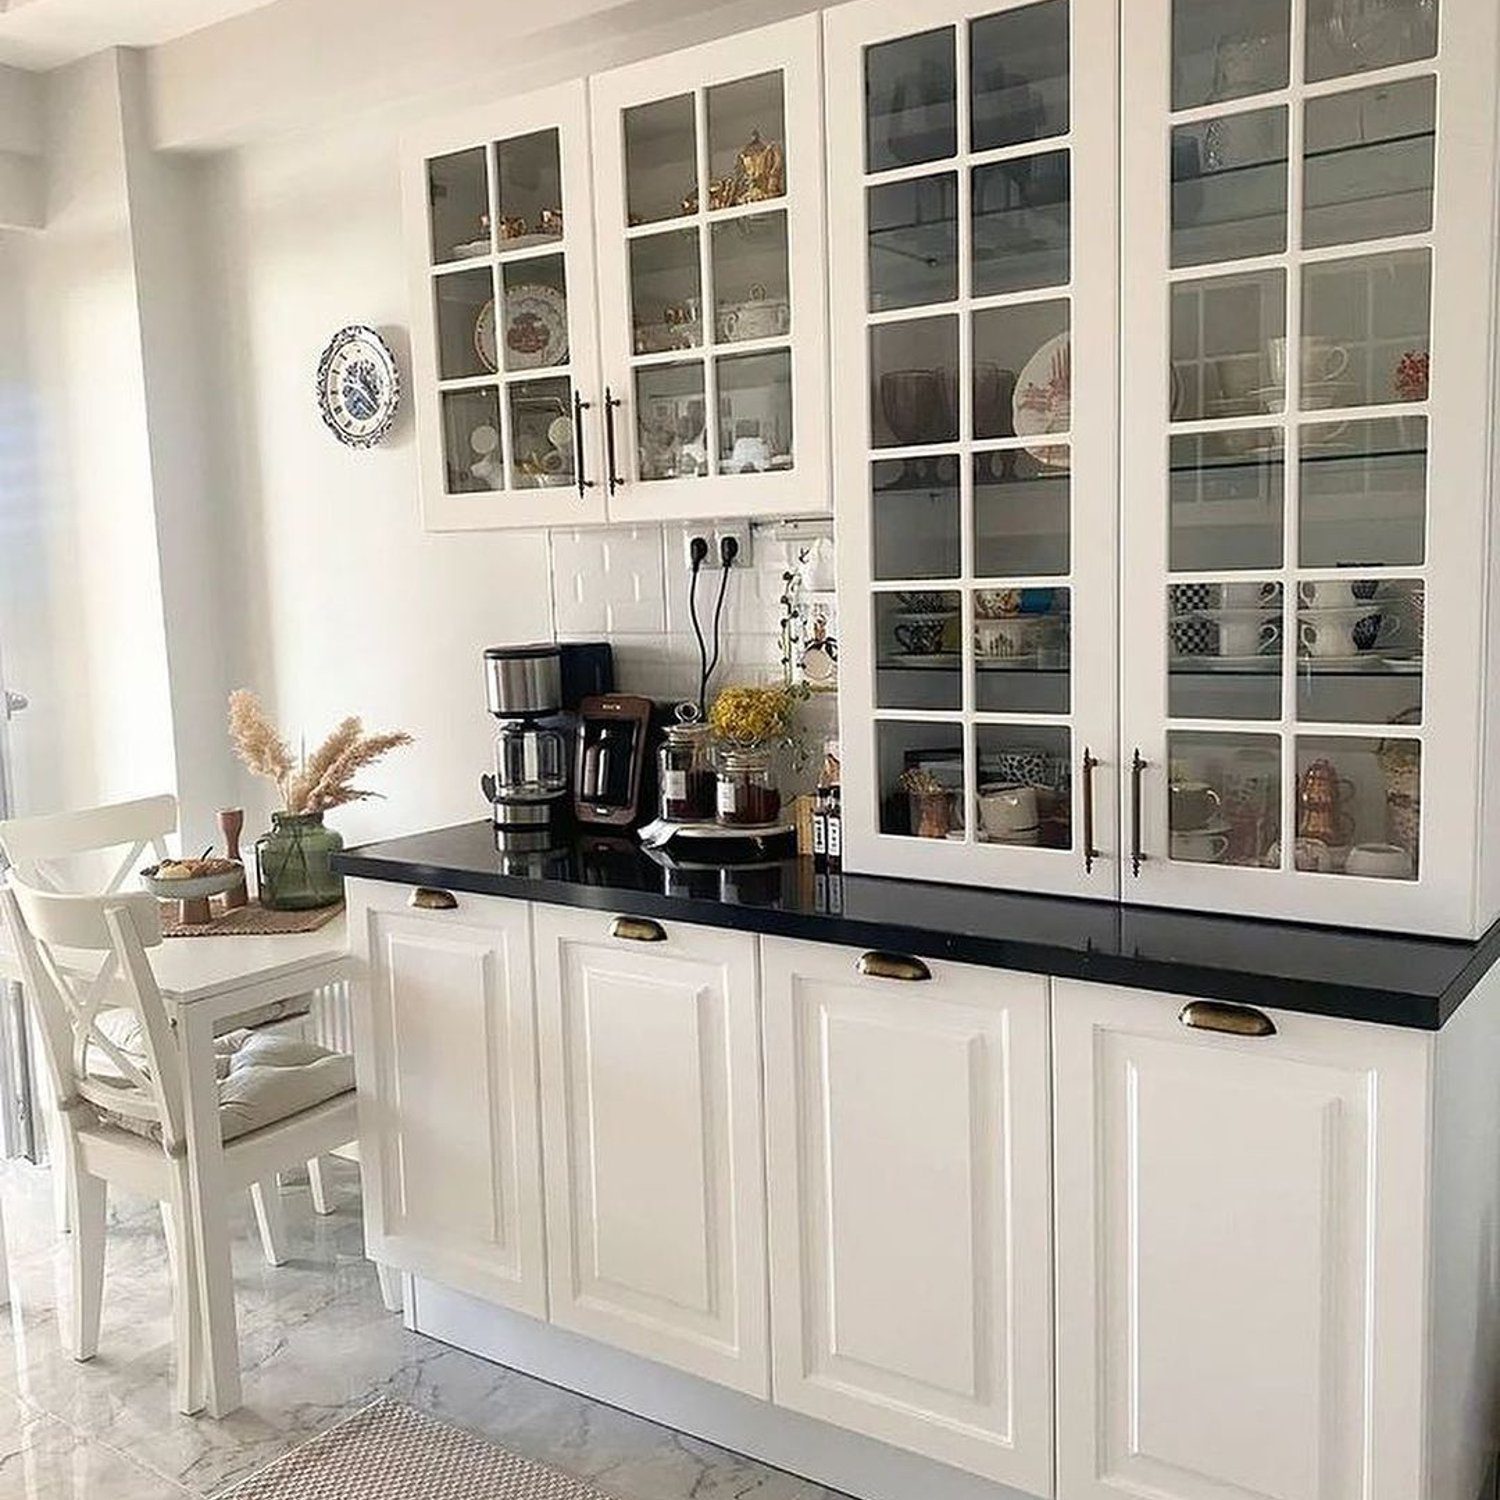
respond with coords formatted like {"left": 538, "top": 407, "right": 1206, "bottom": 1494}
{"left": 87, "top": 1009, "right": 353, "bottom": 1144}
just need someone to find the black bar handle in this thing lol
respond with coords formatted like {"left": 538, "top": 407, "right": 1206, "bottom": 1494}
{"left": 1082, "top": 747, "right": 1100, "bottom": 875}
{"left": 573, "top": 391, "right": 593, "bottom": 499}
{"left": 1130, "top": 748, "right": 1147, "bottom": 878}
{"left": 603, "top": 386, "right": 623, "bottom": 496}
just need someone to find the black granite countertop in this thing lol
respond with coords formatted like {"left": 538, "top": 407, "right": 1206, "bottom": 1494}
{"left": 332, "top": 821, "right": 1500, "bottom": 1030}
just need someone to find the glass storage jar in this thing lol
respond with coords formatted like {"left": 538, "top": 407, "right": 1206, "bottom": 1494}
{"left": 716, "top": 746, "right": 781, "bottom": 827}
{"left": 659, "top": 709, "right": 717, "bottom": 823}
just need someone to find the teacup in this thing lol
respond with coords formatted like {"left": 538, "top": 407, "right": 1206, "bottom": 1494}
{"left": 897, "top": 591, "right": 947, "bottom": 613}
{"left": 1268, "top": 336, "right": 1349, "bottom": 387}
{"left": 1170, "top": 779, "right": 1222, "bottom": 832}
{"left": 1212, "top": 610, "right": 1281, "bottom": 657}
{"left": 1298, "top": 579, "right": 1380, "bottom": 608}
{"left": 1345, "top": 842, "right": 1414, "bottom": 879}
{"left": 1171, "top": 828, "right": 1230, "bottom": 863}
{"left": 988, "top": 746, "right": 1052, "bottom": 788}
{"left": 724, "top": 435, "right": 771, "bottom": 473}
{"left": 1299, "top": 607, "right": 1397, "bottom": 657}
{"left": 893, "top": 617, "right": 948, "bottom": 655}
{"left": 1219, "top": 581, "right": 1279, "bottom": 609}
{"left": 975, "top": 617, "right": 1039, "bottom": 659}
{"left": 978, "top": 782, "right": 1039, "bottom": 840}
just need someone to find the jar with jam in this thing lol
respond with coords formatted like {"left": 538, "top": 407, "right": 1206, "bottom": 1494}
{"left": 716, "top": 746, "right": 781, "bottom": 827}
{"left": 659, "top": 705, "right": 717, "bottom": 823}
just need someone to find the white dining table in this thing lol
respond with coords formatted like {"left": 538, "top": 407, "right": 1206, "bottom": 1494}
{"left": 0, "top": 917, "right": 355, "bottom": 1416}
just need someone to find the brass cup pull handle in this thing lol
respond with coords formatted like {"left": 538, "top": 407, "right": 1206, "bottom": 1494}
{"left": 611, "top": 915, "right": 667, "bottom": 943}
{"left": 409, "top": 887, "right": 458, "bottom": 911}
{"left": 1179, "top": 1000, "right": 1277, "bottom": 1038}
{"left": 856, "top": 951, "right": 932, "bottom": 982}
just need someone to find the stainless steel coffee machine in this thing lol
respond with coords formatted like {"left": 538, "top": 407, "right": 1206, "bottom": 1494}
{"left": 481, "top": 644, "right": 570, "bottom": 850}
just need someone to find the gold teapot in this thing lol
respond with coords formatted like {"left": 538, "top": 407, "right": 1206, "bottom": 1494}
{"left": 735, "top": 128, "right": 785, "bottom": 202}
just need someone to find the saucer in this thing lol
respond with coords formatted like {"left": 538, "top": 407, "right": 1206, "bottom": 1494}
{"left": 1171, "top": 819, "right": 1231, "bottom": 837}
{"left": 890, "top": 610, "right": 958, "bottom": 622}
{"left": 881, "top": 653, "right": 960, "bottom": 667}
{"left": 976, "top": 652, "right": 1042, "bottom": 668}
{"left": 981, "top": 827, "right": 1041, "bottom": 846}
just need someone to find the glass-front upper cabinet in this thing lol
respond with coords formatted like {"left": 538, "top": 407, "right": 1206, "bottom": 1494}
{"left": 589, "top": 17, "right": 829, "bottom": 520}
{"left": 1121, "top": 0, "right": 1497, "bottom": 933}
{"left": 406, "top": 81, "right": 607, "bottom": 530}
{"left": 828, "top": 0, "right": 1120, "bottom": 898}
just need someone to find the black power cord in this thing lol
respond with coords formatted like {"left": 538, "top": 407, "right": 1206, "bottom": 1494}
{"left": 687, "top": 535, "right": 710, "bottom": 717}
{"left": 702, "top": 534, "right": 739, "bottom": 704}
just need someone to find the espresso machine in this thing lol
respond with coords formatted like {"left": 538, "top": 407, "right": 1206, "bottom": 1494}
{"left": 481, "top": 644, "right": 571, "bottom": 850}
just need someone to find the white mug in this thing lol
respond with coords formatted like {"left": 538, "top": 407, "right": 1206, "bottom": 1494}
{"left": 724, "top": 435, "right": 771, "bottom": 474}
{"left": 1171, "top": 828, "right": 1230, "bottom": 863}
{"left": 1217, "top": 615, "right": 1281, "bottom": 657}
{"left": 1298, "top": 579, "right": 1379, "bottom": 609}
{"left": 1345, "top": 842, "right": 1414, "bottom": 879}
{"left": 1298, "top": 607, "right": 1397, "bottom": 657}
{"left": 1268, "top": 336, "right": 1349, "bottom": 388}
{"left": 979, "top": 782, "right": 1039, "bottom": 839}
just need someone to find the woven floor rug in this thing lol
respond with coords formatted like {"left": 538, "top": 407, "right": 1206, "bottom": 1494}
{"left": 224, "top": 1400, "right": 617, "bottom": 1500}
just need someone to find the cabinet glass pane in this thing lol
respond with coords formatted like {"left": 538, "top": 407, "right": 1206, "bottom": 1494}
{"left": 1170, "top": 268, "right": 1286, "bottom": 422}
{"left": 1295, "top": 735, "right": 1419, "bottom": 878}
{"left": 975, "top": 299, "right": 1070, "bottom": 442}
{"left": 1295, "top": 576, "right": 1423, "bottom": 723}
{"left": 1301, "top": 248, "right": 1430, "bottom": 409}
{"left": 972, "top": 151, "right": 1071, "bottom": 295}
{"left": 877, "top": 720, "right": 965, "bottom": 838}
{"left": 1171, "top": 107, "right": 1288, "bottom": 268}
{"left": 973, "top": 450, "right": 1069, "bottom": 576}
{"left": 872, "top": 317, "right": 959, "bottom": 447}
{"left": 976, "top": 724, "right": 1071, "bottom": 849}
{"left": 635, "top": 361, "right": 707, "bottom": 481}
{"left": 1169, "top": 430, "right": 1285, "bottom": 571}
{"left": 624, "top": 94, "right": 698, "bottom": 226}
{"left": 1169, "top": 582, "right": 1284, "bottom": 720}
{"left": 877, "top": 590, "right": 960, "bottom": 709}
{"left": 1299, "top": 415, "right": 1426, "bottom": 566}
{"left": 495, "top": 129, "right": 563, "bottom": 250}
{"left": 873, "top": 456, "right": 961, "bottom": 580}
{"left": 1168, "top": 730, "right": 1281, "bottom": 867}
{"left": 499, "top": 256, "right": 569, "bottom": 373}
{"left": 508, "top": 377, "right": 574, "bottom": 491}
{"left": 969, "top": 0, "right": 1070, "bottom": 152}
{"left": 1306, "top": 0, "right": 1438, "bottom": 82}
{"left": 630, "top": 229, "right": 702, "bottom": 354}
{"left": 975, "top": 586, "right": 1070, "bottom": 714}
{"left": 712, "top": 213, "right": 790, "bottom": 342}
{"left": 707, "top": 73, "right": 787, "bottom": 207}
{"left": 435, "top": 267, "right": 497, "bottom": 380}
{"left": 868, "top": 174, "right": 958, "bottom": 311}
{"left": 716, "top": 350, "right": 792, "bottom": 473}
{"left": 1172, "top": 0, "right": 1291, "bottom": 110}
{"left": 1304, "top": 77, "right": 1435, "bottom": 250}
{"left": 429, "top": 147, "right": 491, "bottom": 265}
{"left": 441, "top": 387, "right": 502, "bottom": 493}
{"left": 866, "top": 27, "right": 957, "bottom": 172}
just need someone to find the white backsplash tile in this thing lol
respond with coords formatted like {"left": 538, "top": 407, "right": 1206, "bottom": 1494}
{"left": 549, "top": 525, "right": 667, "bottom": 636}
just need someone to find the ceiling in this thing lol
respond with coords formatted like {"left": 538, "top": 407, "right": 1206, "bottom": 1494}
{"left": 0, "top": 0, "right": 284, "bottom": 69}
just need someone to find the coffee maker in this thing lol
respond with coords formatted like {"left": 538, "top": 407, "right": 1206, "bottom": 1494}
{"left": 481, "top": 644, "right": 571, "bottom": 850}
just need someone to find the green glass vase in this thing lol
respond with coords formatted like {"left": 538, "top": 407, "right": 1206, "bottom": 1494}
{"left": 255, "top": 811, "right": 344, "bottom": 910}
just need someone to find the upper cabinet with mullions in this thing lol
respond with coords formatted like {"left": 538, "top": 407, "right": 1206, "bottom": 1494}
{"left": 404, "top": 20, "right": 829, "bottom": 531}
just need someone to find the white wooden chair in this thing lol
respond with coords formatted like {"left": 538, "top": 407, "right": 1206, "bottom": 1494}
{"left": 0, "top": 875, "right": 358, "bottom": 1413}
{"left": 0, "top": 795, "right": 334, "bottom": 1251}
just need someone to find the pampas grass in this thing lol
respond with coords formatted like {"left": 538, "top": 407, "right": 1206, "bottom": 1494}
{"left": 228, "top": 691, "right": 412, "bottom": 815}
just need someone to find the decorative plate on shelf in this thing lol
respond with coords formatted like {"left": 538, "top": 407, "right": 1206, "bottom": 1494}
{"left": 1013, "top": 332, "right": 1071, "bottom": 469}
{"left": 316, "top": 326, "right": 400, "bottom": 448}
{"left": 502, "top": 284, "right": 569, "bottom": 370}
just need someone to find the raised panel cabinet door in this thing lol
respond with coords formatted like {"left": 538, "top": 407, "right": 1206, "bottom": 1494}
{"left": 348, "top": 881, "right": 546, "bottom": 1318}
{"left": 404, "top": 78, "right": 609, "bottom": 530}
{"left": 1053, "top": 979, "right": 1431, "bottom": 1500}
{"left": 533, "top": 906, "right": 768, "bottom": 1394}
{"left": 762, "top": 936, "right": 1053, "bottom": 1495}
{"left": 588, "top": 14, "right": 829, "bottom": 521}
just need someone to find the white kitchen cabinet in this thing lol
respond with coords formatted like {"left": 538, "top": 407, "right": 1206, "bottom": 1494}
{"left": 826, "top": 0, "right": 1121, "bottom": 899}
{"left": 1052, "top": 979, "right": 1430, "bottom": 1500}
{"left": 1115, "top": 0, "right": 1500, "bottom": 937}
{"left": 404, "top": 81, "right": 608, "bottom": 531}
{"left": 589, "top": 16, "right": 829, "bottom": 520}
{"left": 347, "top": 879, "right": 547, "bottom": 1318}
{"left": 532, "top": 906, "right": 769, "bottom": 1395}
{"left": 762, "top": 936, "right": 1054, "bottom": 1496}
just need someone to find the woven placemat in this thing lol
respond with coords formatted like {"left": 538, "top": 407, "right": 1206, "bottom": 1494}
{"left": 225, "top": 1399, "right": 618, "bottom": 1499}
{"left": 160, "top": 898, "right": 344, "bottom": 938}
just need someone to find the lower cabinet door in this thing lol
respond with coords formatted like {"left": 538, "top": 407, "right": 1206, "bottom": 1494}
{"left": 533, "top": 906, "right": 768, "bottom": 1395}
{"left": 351, "top": 881, "right": 546, "bottom": 1317}
{"left": 762, "top": 936, "right": 1054, "bottom": 1496}
{"left": 1053, "top": 980, "right": 1430, "bottom": 1500}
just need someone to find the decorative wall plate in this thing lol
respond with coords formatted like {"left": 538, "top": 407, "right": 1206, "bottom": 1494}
{"left": 502, "top": 284, "right": 569, "bottom": 370}
{"left": 1013, "top": 332, "right": 1071, "bottom": 468}
{"left": 316, "top": 325, "right": 400, "bottom": 448}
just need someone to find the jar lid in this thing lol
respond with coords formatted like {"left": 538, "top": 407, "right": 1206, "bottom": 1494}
{"left": 720, "top": 745, "right": 771, "bottom": 768}
{"left": 667, "top": 701, "right": 711, "bottom": 744}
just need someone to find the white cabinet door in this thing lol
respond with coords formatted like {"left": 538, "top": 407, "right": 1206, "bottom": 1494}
{"left": 405, "top": 79, "right": 608, "bottom": 530}
{"left": 826, "top": 0, "right": 1121, "bottom": 897}
{"left": 763, "top": 936, "right": 1054, "bottom": 1495}
{"left": 588, "top": 16, "right": 829, "bottom": 521}
{"left": 534, "top": 906, "right": 768, "bottom": 1394}
{"left": 349, "top": 880, "right": 547, "bottom": 1317}
{"left": 1053, "top": 979, "right": 1431, "bottom": 1500}
{"left": 1117, "top": 0, "right": 1500, "bottom": 936}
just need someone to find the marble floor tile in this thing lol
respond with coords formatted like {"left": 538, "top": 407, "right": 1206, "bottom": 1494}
{"left": 0, "top": 1163, "right": 843, "bottom": 1500}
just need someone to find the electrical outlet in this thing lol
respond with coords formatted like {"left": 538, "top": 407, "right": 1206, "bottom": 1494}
{"left": 680, "top": 522, "right": 751, "bottom": 570}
